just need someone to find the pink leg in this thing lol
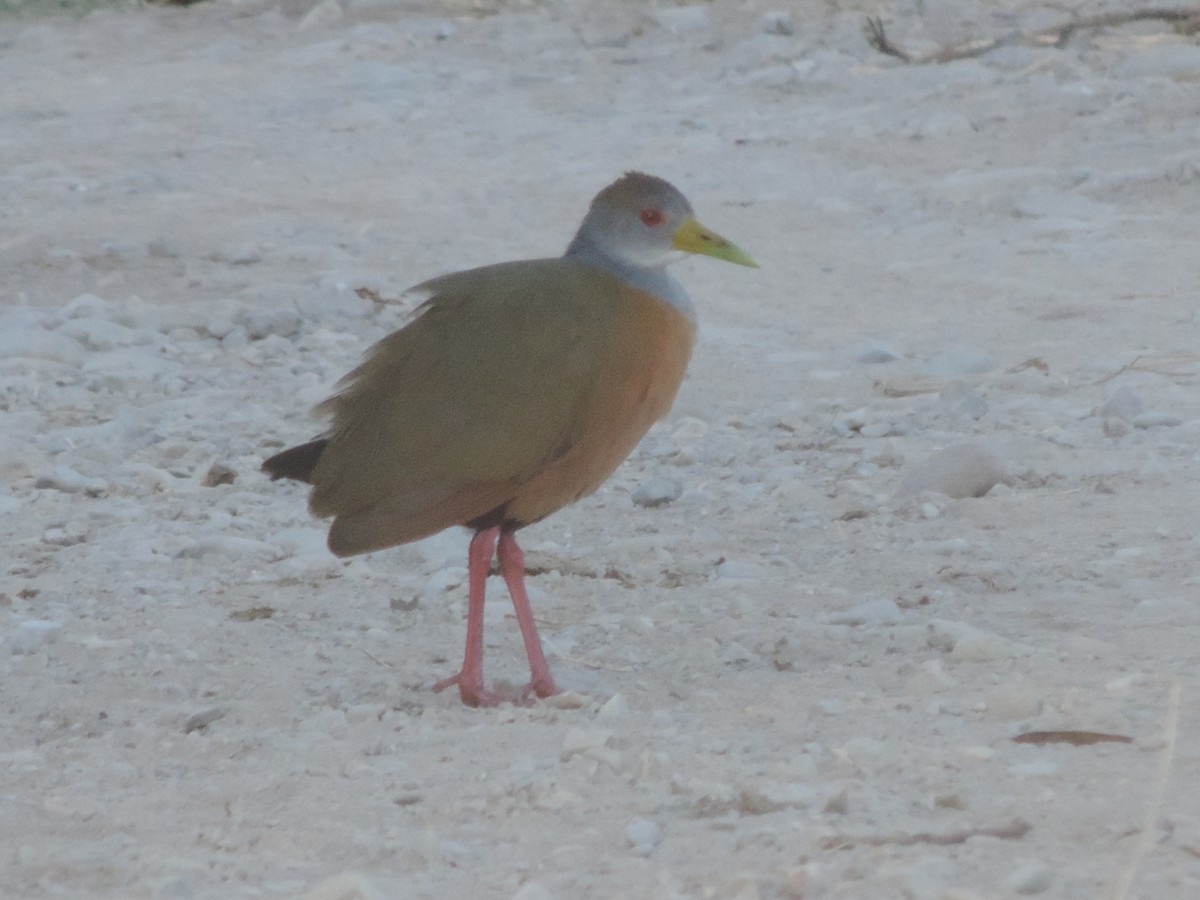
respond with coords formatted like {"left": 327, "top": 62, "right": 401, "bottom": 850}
{"left": 432, "top": 526, "right": 507, "bottom": 707}
{"left": 498, "top": 530, "right": 561, "bottom": 701}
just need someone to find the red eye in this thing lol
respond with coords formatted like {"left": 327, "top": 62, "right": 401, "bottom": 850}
{"left": 639, "top": 207, "right": 666, "bottom": 227}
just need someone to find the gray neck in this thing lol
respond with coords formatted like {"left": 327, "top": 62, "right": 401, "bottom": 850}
{"left": 565, "top": 233, "right": 697, "bottom": 323}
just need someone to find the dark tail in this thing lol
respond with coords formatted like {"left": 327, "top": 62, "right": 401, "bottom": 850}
{"left": 262, "top": 439, "right": 328, "bottom": 484}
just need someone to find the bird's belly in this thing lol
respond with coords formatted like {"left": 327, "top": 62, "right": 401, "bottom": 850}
{"left": 505, "top": 289, "right": 696, "bottom": 526}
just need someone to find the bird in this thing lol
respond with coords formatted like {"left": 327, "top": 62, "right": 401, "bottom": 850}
{"left": 262, "top": 172, "right": 757, "bottom": 707}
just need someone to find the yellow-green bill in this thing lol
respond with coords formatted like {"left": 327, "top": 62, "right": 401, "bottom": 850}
{"left": 672, "top": 216, "right": 759, "bottom": 268}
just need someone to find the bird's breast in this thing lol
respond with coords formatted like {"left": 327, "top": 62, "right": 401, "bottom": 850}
{"left": 504, "top": 283, "right": 696, "bottom": 526}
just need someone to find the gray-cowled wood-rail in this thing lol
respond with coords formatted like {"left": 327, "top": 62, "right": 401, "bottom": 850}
{"left": 263, "top": 172, "right": 757, "bottom": 707}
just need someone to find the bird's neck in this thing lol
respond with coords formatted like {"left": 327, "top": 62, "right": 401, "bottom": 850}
{"left": 564, "top": 236, "right": 697, "bottom": 324}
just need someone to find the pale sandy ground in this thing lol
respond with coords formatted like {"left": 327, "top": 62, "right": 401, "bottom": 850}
{"left": 3, "top": 1, "right": 1200, "bottom": 897}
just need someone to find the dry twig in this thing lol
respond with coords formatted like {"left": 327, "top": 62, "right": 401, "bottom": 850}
{"left": 1012, "top": 730, "right": 1132, "bottom": 746}
{"left": 1093, "top": 353, "right": 1200, "bottom": 385}
{"left": 821, "top": 817, "right": 1031, "bottom": 850}
{"left": 865, "top": 9, "right": 1200, "bottom": 64}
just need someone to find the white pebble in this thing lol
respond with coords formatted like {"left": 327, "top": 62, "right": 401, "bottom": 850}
{"left": 951, "top": 630, "right": 1014, "bottom": 663}
{"left": 422, "top": 567, "right": 466, "bottom": 599}
{"left": 758, "top": 11, "right": 795, "bottom": 36}
{"left": 897, "top": 443, "right": 1007, "bottom": 499}
{"left": 905, "top": 659, "right": 956, "bottom": 693}
{"left": 927, "top": 619, "right": 1016, "bottom": 662}
{"left": 648, "top": 5, "right": 710, "bottom": 33}
{"left": 560, "top": 728, "right": 613, "bottom": 763}
{"left": 825, "top": 597, "right": 903, "bottom": 627}
{"left": 236, "top": 304, "right": 303, "bottom": 340}
{"left": 595, "top": 693, "right": 629, "bottom": 720}
{"left": 984, "top": 683, "right": 1044, "bottom": 720}
{"left": 1006, "top": 861, "right": 1055, "bottom": 895}
{"left": 738, "top": 779, "right": 815, "bottom": 813}
{"left": 939, "top": 380, "right": 988, "bottom": 420}
{"left": 0, "top": 325, "right": 85, "bottom": 365}
{"left": 302, "top": 872, "right": 384, "bottom": 900}
{"left": 1096, "top": 385, "right": 1145, "bottom": 422}
{"left": 624, "top": 818, "right": 661, "bottom": 856}
{"left": 832, "top": 407, "right": 868, "bottom": 435}
{"left": 670, "top": 416, "right": 709, "bottom": 447}
{"left": 7, "top": 620, "right": 63, "bottom": 655}
{"left": 715, "top": 559, "right": 762, "bottom": 580}
{"left": 55, "top": 316, "right": 145, "bottom": 351}
{"left": 34, "top": 465, "right": 107, "bottom": 496}
{"left": 509, "top": 883, "right": 553, "bottom": 900}
{"left": 1102, "top": 418, "right": 1132, "bottom": 438}
{"left": 632, "top": 476, "right": 682, "bottom": 508}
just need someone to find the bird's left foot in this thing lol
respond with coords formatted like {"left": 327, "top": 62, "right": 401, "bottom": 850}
{"left": 432, "top": 672, "right": 514, "bottom": 708}
{"left": 520, "top": 675, "right": 561, "bottom": 703}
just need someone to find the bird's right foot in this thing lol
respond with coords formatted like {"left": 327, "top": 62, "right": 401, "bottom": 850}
{"left": 432, "top": 672, "right": 517, "bottom": 708}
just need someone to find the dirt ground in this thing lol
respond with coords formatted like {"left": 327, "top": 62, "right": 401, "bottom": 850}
{"left": 2, "top": 1, "right": 1199, "bottom": 897}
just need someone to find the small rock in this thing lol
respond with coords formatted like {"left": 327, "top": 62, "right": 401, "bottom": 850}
{"left": 422, "top": 567, "right": 466, "bottom": 600}
{"left": 1006, "top": 861, "right": 1054, "bottom": 895}
{"left": 715, "top": 559, "right": 761, "bottom": 580}
{"left": 7, "top": 620, "right": 63, "bottom": 655}
{"left": 560, "top": 728, "right": 614, "bottom": 763}
{"left": 951, "top": 630, "right": 1014, "bottom": 663}
{"left": 832, "top": 407, "right": 868, "bottom": 436}
{"left": 737, "top": 779, "right": 815, "bottom": 814}
{"left": 856, "top": 339, "right": 902, "bottom": 363}
{"left": 905, "top": 659, "right": 956, "bottom": 693}
{"left": 1132, "top": 411, "right": 1181, "bottom": 429}
{"left": 202, "top": 463, "right": 237, "bottom": 487}
{"left": 538, "top": 691, "right": 589, "bottom": 710}
{"left": 34, "top": 466, "right": 107, "bottom": 497}
{"left": 41, "top": 526, "right": 87, "bottom": 547}
{"left": 927, "top": 619, "right": 1015, "bottom": 662}
{"left": 596, "top": 693, "right": 629, "bottom": 720}
{"left": 647, "top": 5, "right": 710, "bottom": 34}
{"left": 303, "top": 872, "right": 384, "bottom": 900}
{"left": 826, "top": 597, "right": 903, "bottom": 627}
{"left": 1008, "top": 761, "right": 1060, "bottom": 778}
{"left": 758, "top": 11, "right": 795, "bottom": 36}
{"left": 182, "top": 708, "right": 225, "bottom": 734}
{"left": 916, "top": 498, "right": 943, "bottom": 519}
{"left": 897, "top": 443, "right": 1007, "bottom": 499}
{"left": 670, "top": 416, "right": 709, "bottom": 447}
{"left": 1102, "top": 418, "right": 1132, "bottom": 438}
{"left": 939, "top": 380, "right": 988, "bottom": 420}
{"left": 624, "top": 818, "right": 661, "bottom": 856}
{"left": 632, "top": 475, "right": 682, "bottom": 508}
{"left": 55, "top": 316, "right": 143, "bottom": 352}
{"left": 984, "top": 683, "right": 1044, "bottom": 720}
{"left": 812, "top": 698, "right": 843, "bottom": 716}
{"left": 208, "top": 245, "right": 263, "bottom": 267}
{"left": 0, "top": 326, "right": 85, "bottom": 365}
{"left": 1096, "top": 385, "right": 1145, "bottom": 422}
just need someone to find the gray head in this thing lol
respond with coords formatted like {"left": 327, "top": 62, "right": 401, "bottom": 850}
{"left": 566, "top": 171, "right": 758, "bottom": 271}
